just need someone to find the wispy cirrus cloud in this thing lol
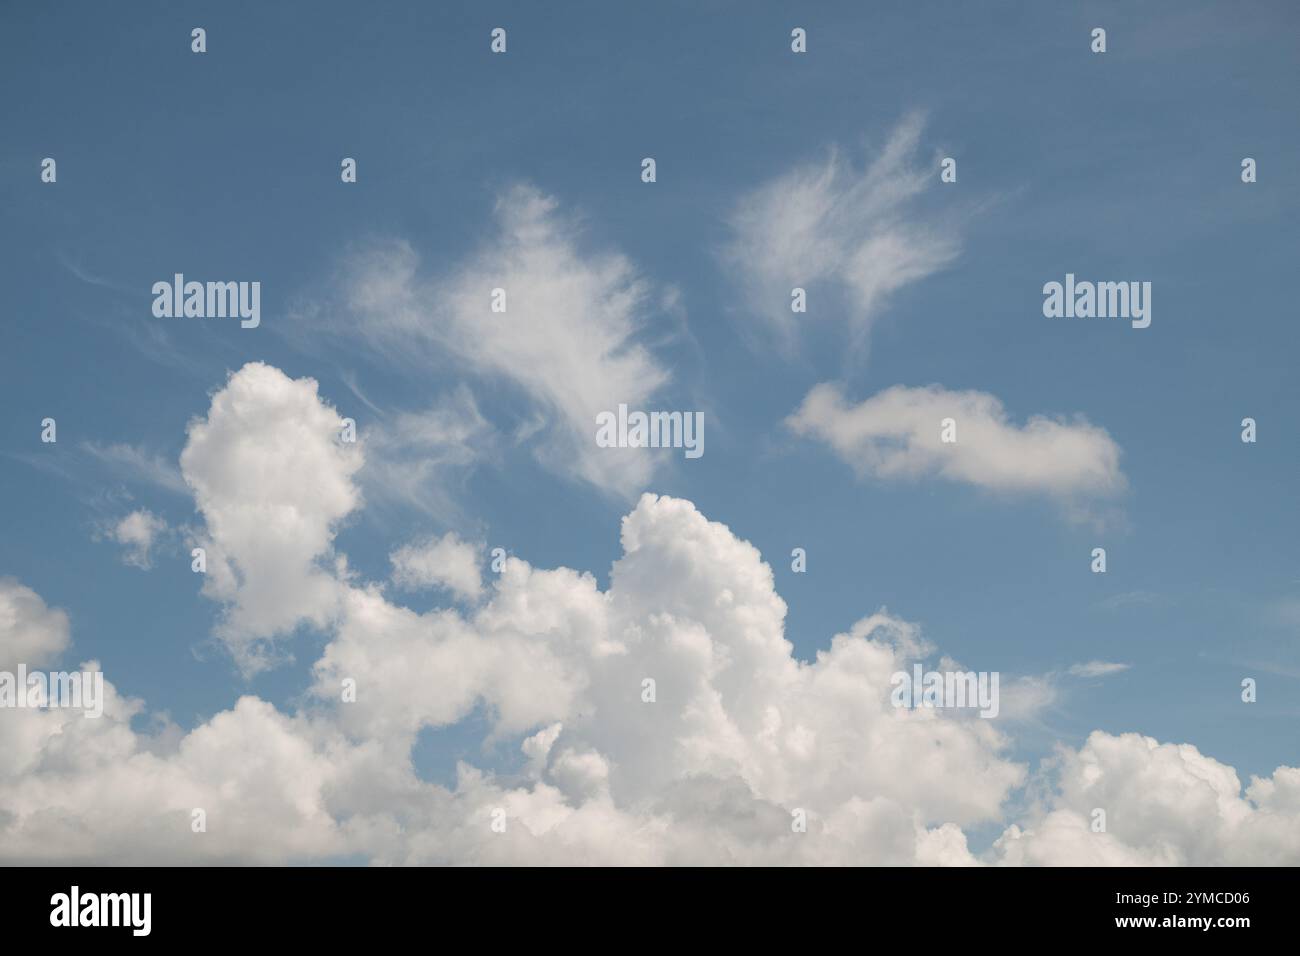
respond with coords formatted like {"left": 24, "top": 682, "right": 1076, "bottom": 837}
{"left": 356, "top": 385, "right": 496, "bottom": 525}
{"left": 1067, "top": 661, "right": 1131, "bottom": 679}
{"left": 723, "top": 113, "right": 960, "bottom": 353}
{"left": 81, "top": 441, "right": 188, "bottom": 495}
{"left": 326, "top": 185, "right": 678, "bottom": 499}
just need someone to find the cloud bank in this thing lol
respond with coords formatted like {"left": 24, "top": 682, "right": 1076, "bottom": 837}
{"left": 0, "top": 364, "right": 1292, "bottom": 865}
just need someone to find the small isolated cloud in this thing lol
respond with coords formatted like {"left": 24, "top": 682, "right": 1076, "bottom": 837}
{"left": 724, "top": 112, "right": 959, "bottom": 352}
{"left": 1067, "top": 661, "right": 1131, "bottom": 679}
{"left": 1096, "top": 590, "right": 1164, "bottom": 612}
{"left": 992, "top": 662, "right": 1131, "bottom": 723}
{"left": 105, "top": 509, "right": 168, "bottom": 569}
{"left": 390, "top": 532, "right": 483, "bottom": 601}
{"left": 996, "top": 675, "right": 1060, "bottom": 723}
{"left": 788, "top": 382, "right": 1125, "bottom": 507}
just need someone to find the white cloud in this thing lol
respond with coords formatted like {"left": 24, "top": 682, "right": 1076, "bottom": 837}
{"left": 987, "top": 661, "right": 1132, "bottom": 723}
{"left": 1, "top": 496, "right": 1298, "bottom": 865}
{"left": 311, "top": 492, "right": 1027, "bottom": 860}
{"left": 104, "top": 509, "right": 168, "bottom": 569}
{"left": 0, "top": 688, "right": 350, "bottom": 864}
{"left": 3, "top": 365, "right": 1290, "bottom": 866}
{"left": 1067, "top": 661, "right": 1131, "bottom": 678}
{"left": 390, "top": 532, "right": 483, "bottom": 601}
{"left": 0, "top": 494, "right": 1029, "bottom": 864}
{"left": 339, "top": 185, "right": 674, "bottom": 497}
{"left": 81, "top": 442, "right": 187, "bottom": 495}
{"left": 994, "top": 675, "right": 1060, "bottom": 723}
{"left": 179, "top": 362, "right": 363, "bottom": 674}
{"left": 359, "top": 387, "right": 495, "bottom": 523}
{"left": 0, "top": 578, "right": 71, "bottom": 671}
{"left": 788, "top": 382, "right": 1125, "bottom": 504}
{"left": 724, "top": 113, "right": 959, "bottom": 351}
{"left": 994, "top": 732, "right": 1300, "bottom": 866}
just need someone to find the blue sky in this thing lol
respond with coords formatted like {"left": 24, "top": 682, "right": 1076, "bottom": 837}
{"left": 1, "top": 1, "right": 1298, "bottom": 864}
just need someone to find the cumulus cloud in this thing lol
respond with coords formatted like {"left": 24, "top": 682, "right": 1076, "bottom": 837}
{"left": 308, "top": 493, "right": 1034, "bottom": 855}
{"left": 390, "top": 532, "right": 483, "bottom": 601}
{"left": 1, "top": 497, "right": 1297, "bottom": 865}
{"left": 180, "top": 362, "right": 363, "bottom": 674}
{"left": 103, "top": 509, "right": 168, "bottom": 569}
{"left": 0, "top": 686, "right": 349, "bottom": 864}
{"left": 788, "top": 382, "right": 1125, "bottom": 505}
{"left": 2, "top": 365, "right": 1290, "bottom": 866}
{"left": 339, "top": 185, "right": 674, "bottom": 497}
{"left": 724, "top": 113, "right": 959, "bottom": 351}
{"left": 994, "top": 732, "right": 1300, "bottom": 866}
{"left": 0, "top": 497, "right": 1028, "bottom": 864}
{"left": 0, "top": 578, "right": 71, "bottom": 670}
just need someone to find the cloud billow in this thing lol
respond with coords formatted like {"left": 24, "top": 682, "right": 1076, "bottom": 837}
{"left": 788, "top": 382, "right": 1125, "bottom": 510}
